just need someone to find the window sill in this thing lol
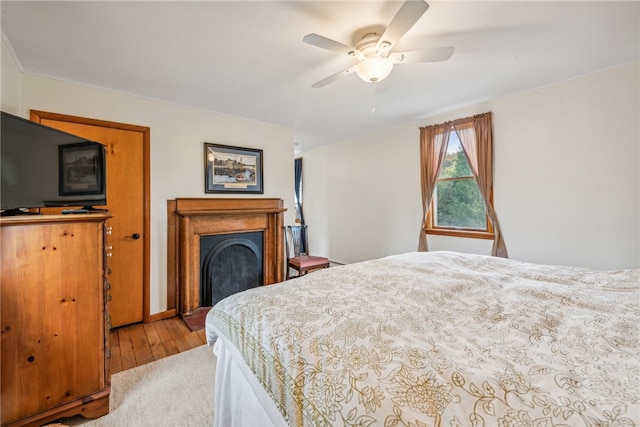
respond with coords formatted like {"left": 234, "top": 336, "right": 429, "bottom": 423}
{"left": 425, "top": 228, "right": 495, "bottom": 240}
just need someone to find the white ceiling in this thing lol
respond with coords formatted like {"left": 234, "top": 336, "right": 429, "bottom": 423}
{"left": 2, "top": 1, "right": 639, "bottom": 153}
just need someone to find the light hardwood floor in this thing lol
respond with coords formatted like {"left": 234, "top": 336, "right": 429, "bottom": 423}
{"left": 110, "top": 317, "right": 206, "bottom": 374}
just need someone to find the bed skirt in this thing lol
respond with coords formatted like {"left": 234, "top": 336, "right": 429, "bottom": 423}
{"left": 212, "top": 335, "right": 287, "bottom": 427}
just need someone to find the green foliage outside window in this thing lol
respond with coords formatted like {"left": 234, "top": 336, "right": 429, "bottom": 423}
{"left": 435, "top": 147, "right": 487, "bottom": 229}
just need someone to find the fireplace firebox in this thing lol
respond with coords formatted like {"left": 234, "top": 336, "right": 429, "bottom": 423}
{"left": 200, "top": 231, "right": 263, "bottom": 307}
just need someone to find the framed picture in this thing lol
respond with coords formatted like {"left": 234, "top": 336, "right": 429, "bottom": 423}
{"left": 204, "top": 143, "right": 263, "bottom": 194}
{"left": 58, "top": 142, "right": 105, "bottom": 196}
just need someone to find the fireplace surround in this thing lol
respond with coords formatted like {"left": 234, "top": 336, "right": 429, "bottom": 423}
{"left": 167, "top": 198, "right": 285, "bottom": 316}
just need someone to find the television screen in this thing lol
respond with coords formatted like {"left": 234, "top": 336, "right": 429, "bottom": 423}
{"left": 1, "top": 111, "right": 107, "bottom": 214}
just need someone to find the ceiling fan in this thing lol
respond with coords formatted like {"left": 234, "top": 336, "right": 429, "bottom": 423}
{"left": 303, "top": 0, "right": 454, "bottom": 88}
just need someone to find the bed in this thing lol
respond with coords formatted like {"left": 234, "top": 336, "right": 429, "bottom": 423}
{"left": 205, "top": 251, "right": 639, "bottom": 427}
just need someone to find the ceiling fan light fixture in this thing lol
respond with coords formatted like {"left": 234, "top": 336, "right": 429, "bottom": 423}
{"left": 356, "top": 57, "right": 393, "bottom": 83}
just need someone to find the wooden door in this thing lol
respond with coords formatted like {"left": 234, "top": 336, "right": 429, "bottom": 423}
{"left": 31, "top": 111, "right": 150, "bottom": 328}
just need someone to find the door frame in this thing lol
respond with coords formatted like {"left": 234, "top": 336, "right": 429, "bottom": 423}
{"left": 30, "top": 110, "right": 153, "bottom": 323}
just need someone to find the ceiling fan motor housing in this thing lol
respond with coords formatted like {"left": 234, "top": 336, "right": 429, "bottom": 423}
{"left": 352, "top": 33, "right": 391, "bottom": 59}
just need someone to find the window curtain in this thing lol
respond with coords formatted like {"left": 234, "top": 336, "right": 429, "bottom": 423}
{"left": 294, "top": 157, "right": 307, "bottom": 253}
{"left": 454, "top": 112, "right": 508, "bottom": 258}
{"left": 419, "top": 112, "right": 508, "bottom": 257}
{"left": 418, "top": 125, "right": 450, "bottom": 251}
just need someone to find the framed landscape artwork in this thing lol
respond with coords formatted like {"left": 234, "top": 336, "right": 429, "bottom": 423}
{"left": 58, "top": 142, "right": 105, "bottom": 196}
{"left": 204, "top": 143, "right": 263, "bottom": 194}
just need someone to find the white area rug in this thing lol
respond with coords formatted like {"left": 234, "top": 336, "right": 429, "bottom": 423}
{"left": 64, "top": 345, "right": 216, "bottom": 426}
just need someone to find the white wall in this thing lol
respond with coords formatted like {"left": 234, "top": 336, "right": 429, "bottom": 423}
{"left": 303, "top": 62, "right": 640, "bottom": 269}
{"left": 17, "top": 74, "right": 296, "bottom": 315}
{"left": 1, "top": 34, "right": 22, "bottom": 114}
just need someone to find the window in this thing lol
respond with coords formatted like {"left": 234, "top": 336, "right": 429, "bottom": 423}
{"left": 294, "top": 157, "right": 304, "bottom": 225}
{"left": 426, "top": 131, "right": 494, "bottom": 239}
{"left": 419, "top": 112, "right": 507, "bottom": 257}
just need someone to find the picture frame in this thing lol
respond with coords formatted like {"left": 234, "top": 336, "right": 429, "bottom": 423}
{"left": 58, "top": 142, "right": 105, "bottom": 196}
{"left": 204, "top": 143, "right": 263, "bottom": 194}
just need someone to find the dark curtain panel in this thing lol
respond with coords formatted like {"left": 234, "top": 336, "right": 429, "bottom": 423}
{"left": 294, "top": 157, "right": 307, "bottom": 253}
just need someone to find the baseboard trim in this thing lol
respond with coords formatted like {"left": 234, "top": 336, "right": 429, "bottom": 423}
{"left": 146, "top": 309, "right": 177, "bottom": 323}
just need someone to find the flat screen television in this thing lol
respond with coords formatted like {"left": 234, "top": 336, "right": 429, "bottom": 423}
{"left": 1, "top": 111, "right": 107, "bottom": 215}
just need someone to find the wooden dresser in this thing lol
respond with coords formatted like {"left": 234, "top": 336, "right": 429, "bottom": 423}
{"left": 1, "top": 214, "right": 111, "bottom": 427}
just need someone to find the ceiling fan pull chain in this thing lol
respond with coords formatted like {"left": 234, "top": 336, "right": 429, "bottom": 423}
{"left": 370, "top": 82, "right": 377, "bottom": 114}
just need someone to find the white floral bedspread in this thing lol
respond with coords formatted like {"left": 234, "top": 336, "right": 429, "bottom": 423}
{"left": 206, "top": 251, "right": 640, "bottom": 427}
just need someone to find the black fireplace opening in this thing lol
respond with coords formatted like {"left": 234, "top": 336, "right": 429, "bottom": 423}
{"left": 200, "top": 231, "right": 263, "bottom": 307}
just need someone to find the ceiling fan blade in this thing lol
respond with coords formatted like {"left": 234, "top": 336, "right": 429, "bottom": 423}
{"left": 377, "top": 0, "right": 429, "bottom": 54}
{"left": 303, "top": 33, "right": 357, "bottom": 55}
{"left": 311, "top": 65, "right": 358, "bottom": 88}
{"left": 390, "top": 46, "right": 454, "bottom": 64}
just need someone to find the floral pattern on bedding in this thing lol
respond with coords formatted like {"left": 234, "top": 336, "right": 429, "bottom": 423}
{"left": 206, "top": 251, "right": 640, "bottom": 427}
